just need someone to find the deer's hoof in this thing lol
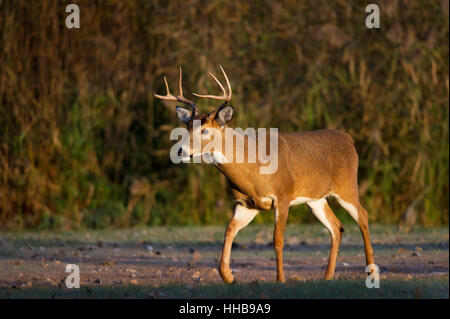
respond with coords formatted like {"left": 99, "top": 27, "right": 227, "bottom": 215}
{"left": 220, "top": 268, "right": 235, "bottom": 284}
{"left": 324, "top": 271, "right": 335, "bottom": 280}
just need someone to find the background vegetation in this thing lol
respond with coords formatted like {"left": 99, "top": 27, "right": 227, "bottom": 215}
{"left": 0, "top": 0, "right": 448, "bottom": 229}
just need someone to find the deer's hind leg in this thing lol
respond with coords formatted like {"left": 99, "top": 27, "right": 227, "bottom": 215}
{"left": 307, "top": 198, "right": 344, "bottom": 280}
{"left": 334, "top": 192, "right": 375, "bottom": 268}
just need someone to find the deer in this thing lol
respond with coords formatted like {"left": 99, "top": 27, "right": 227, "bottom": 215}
{"left": 153, "top": 66, "right": 375, "bottom": 284}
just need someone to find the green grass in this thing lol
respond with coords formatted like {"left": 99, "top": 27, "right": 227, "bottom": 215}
{"left": 1, "top": 223, "right": 448, "bottom": 245}
{"left": 1, "top": 277, "right": 448, "bottom": 299}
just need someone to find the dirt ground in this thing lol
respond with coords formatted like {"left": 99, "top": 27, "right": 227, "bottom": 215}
{"left": 0, "top": 224, "right": 448, "bottom": 298}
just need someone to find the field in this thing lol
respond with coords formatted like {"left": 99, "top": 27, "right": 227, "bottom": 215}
{"left": 0, "top": 224, "right": 448, "bottom": 299}
{"left": 0, "top": 1, "right": 448, "bottom": 301}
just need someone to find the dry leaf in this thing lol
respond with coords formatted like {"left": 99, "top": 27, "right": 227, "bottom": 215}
{"left": 99, "top": 261, "right": 116, "bottom": 266}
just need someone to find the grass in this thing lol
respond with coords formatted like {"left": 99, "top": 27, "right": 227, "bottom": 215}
{"left": 1, "top": 224, "right": 448, "bottom": 251}
{"left": 1, "top": 277, "right": 448, "bottom": 299}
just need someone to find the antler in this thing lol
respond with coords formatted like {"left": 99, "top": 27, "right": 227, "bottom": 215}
{"left": 193, "top": 65, "right": 232, "bottom": 104}
{"left": 153, "top": 67, "right": 197, "bottom": 112}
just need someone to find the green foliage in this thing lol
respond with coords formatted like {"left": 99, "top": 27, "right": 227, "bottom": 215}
{"left": 1, "top": 277, "right": 448, "bottom": 299}
{"left": 0, "top": 0, "right": 448, "bottom": 229}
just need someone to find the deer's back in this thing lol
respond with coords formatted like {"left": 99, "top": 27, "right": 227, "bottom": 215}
{"left": 276, "top": 129, "right": 358, "bottom": 198}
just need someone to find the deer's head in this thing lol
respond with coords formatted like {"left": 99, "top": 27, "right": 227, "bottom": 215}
{"left": 154, "top": 66, "right": 234, "bottom": 161}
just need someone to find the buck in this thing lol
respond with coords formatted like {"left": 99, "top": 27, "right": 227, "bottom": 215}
{"left": 154, "top": 66, "right": 375, "bottom": 283}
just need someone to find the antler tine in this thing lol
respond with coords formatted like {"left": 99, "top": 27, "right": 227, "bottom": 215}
{"left": 209, "top": 72, "right": 227, "bottom": 97}
{"left": 153, "top": 67, "right": 196, "bottom": 110}
{"left": 192, "top": 65, "right": 232, "bottom": 103}
{"left": 219, "top": 65, "right": 232, "bottom": 100}
{"left": 178, "top": 66, "right": 184, "bottom": 97}
{"left": 153, "top": 76, "right": 171, "bottom": 99}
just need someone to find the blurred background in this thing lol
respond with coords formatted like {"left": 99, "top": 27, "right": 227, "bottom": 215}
{"left": 0, "top": 0, "right": 448, "bottom": 230}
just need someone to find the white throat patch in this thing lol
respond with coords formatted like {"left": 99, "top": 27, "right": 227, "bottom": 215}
{"left": 200, "top": 151, "right": 228, "bottom": 164}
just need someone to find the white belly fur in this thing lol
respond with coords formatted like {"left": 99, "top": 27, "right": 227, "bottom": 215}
{"left": 289, "top": 197, "right": 312, "bottom": 206}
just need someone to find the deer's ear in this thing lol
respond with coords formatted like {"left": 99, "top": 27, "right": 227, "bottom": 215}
{"left": 176, "top": 106, "right": 192, "bottom": 124}
{"left": 214, "top": 105, "right": 234, "bottom": 126}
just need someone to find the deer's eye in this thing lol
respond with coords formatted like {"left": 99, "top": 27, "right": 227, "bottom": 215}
{"left": 201, "top": 129, "right": 209, "bottom": 135}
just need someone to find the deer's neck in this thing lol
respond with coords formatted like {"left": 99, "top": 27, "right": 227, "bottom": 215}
{"left": 212, "top": 128, "right": 257, "bottom": 198}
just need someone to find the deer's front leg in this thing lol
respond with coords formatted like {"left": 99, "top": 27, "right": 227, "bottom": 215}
{"left": 273, "top": 200, "right": 289, "bottom": 283}
{"left": 220, "top": 205, "right": 258, "bottom": 284}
